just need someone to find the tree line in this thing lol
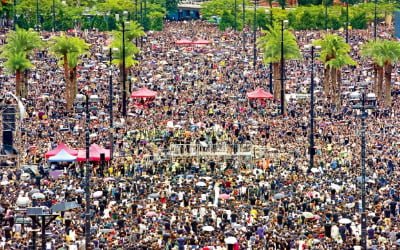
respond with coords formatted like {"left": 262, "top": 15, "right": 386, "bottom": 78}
{"left": 0, "top": 23, "right": 145, "bottom": 111}
{"left": 257, "top": 25, "right": 399, "bottom": 109}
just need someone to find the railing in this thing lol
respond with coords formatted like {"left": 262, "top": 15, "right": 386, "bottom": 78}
{"left": 139, "top": 143, "right": 286, "bottom": 163}
{"left": 169, "top": 142, "right": 254, "bottom": 158}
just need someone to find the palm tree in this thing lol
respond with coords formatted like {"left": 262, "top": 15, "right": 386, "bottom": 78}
{"left": 360, "top": 39, "right": 400, "bottom": 105}
{"left": 313, "top": 34, "right": 356, "bottom": 106}
{"left": 360, "top": 40, "right": 384, "bottom": 99}
{"left": 123, "top": 21, "right": 145, "bottom": 42}
{"left": 324, "top": 54, "right": 357, "bottom": 106}
{"left": 49, "top": 35, "right": 89, "bottom": 110}
{"left": 257, "top": 23, "right": 301, "bottom": 100}
{"left": 2, "top": 27, "right": 43, "bottom": 54}
{"left": 109, "top": 21, "right": 144, "bottom": 98}
{"left": 2, "top": 52, "right": 33, "bottom": 97}
{"left": 1, "top": 27, "right": 43, "bottom": 97}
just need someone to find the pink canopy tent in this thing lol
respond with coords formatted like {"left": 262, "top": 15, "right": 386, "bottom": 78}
{"left": 45, "top": 142, "right": 78, "bottom": 158}
{"left": 77, "top": 144, "right": 111, "bottom": 162}
{"left": 131, "top": 87, "right": 157, "bottom": 98}
{"left": 175, "top": 38, "right": 192, "bottom": 45}
{"left": 246, "top": 88, "right": 274, "bottom": 99}
{"left": 191, "top": 38, "right": 211, "bottom": 45}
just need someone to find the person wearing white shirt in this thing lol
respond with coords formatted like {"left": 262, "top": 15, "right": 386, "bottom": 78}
{"left": 192, "top": 208, "right": 198, "bottom": 218}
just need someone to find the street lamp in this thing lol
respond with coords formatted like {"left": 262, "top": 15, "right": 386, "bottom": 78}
{"left": 35, "top": 0, "right": 40, "bottom": 31}
{"left": 324, "top": 0, "right": 328, "bottom": 31}
{"left": 242, "top": 0, "right": 245, "bottom": 51}
{"left": 374, "top": 0, "right": 377, "bottom": 40}
{"left": 122, "top": 21, "right": 130, "bottom": 117}
{"left": 52, "top": 0, "right": 55, "bottom": 32}
{"left": 103, "top": 46, "right": 118, "bottom": 160}
{"left": 304, "top": 44, "right": 321, "bottom": 173}
{"left": 280, "top": 19, "right": 288, "bottom": 116}
{"left": 144, "top": 0, "right": 148, "bottom": 31}
{"left": 76, "top": 89, "right": 92, "bottom": 249}
{"left": 253, "top": 0, "right": 257, "bottom": 70}
{"left": 352, "top": 85, "right": 375, "bottom": 250}
{"left": 345, "top": 0, "right": 349, "bottom": 43}
{"left": 234, "top": 0, "right": 237, "bottom": 30}
{"left": 266, "top": 9, "right": 273, "bottom": 94}
{"left": 13, "top": 0, "right": 16, "bottom": 30}
{"left": 84, "top": 91, "right": 91, "bottom": 249}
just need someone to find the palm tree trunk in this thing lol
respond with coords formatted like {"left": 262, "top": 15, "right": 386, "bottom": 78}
{"left": 330, "top": 66, "right": 337, "bottom": 107}
{"left": 69, "top": 67, "right": 78, "bottom": 101}
{"left": 273, "top": 62, "right": 280, "bottom": 99}
{"left": 384, "top": 62, "right": 392, "bottom": 105}
{"left": 373, "top": 63, "right": 378, "bottom": 96}
{"left": 20, "top": 70, "right": 26, "bottom": 98}
{"left": 22, "top": 70, "right": 28, "bottom": 98}
{"left": 377, "top": 66, "right": 384, "bottom": 101}
{"left": 323, "top": 65, "right": 330, "bottom": 99}
{"left": 63, "top": 55, "right": 71, "bottom": 111}
{"left": 335, "top": 68, "right": 342, "bottom": 107}
{"left": 15, "top": 69, "right": 22, "bottom": 97}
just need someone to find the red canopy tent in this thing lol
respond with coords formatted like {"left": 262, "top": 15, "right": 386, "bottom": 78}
{"left": 45, "top": 142, "right": 78, "bottom": 158}
{"left": 175, "top": 38, "right": 192, "bottom": 45}
{"left": 77, "top": 144, "right": 111, "bottom": 162}
{"left": 191, "top": 38, "right": 211, "bottom": 45}
{"left": 131, "top": 87, "right": 157, "bottom": 98}
{"left": 246, "top": 88, "right": 274, "bottom": 99}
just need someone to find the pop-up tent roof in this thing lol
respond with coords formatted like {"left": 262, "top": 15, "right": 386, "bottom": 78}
{"left": 45, "top": 143, "right": 78, "bottom": 158}
{"left": 77, "top": 144, "right": 111, "bottom": 162}
{"left": 191, "top": 38, "right": 211, "bottom": 45}
{"left": 246, "top": 88, "right": 274, "bottom": 99}
{"left": 175, "top": 38, "right": 192, "bottom": 45}
{"left": 48, "top": 149, "right": 77, "bottom": 162}
{"left": 130, "top": 87, "right": 157, "bottom": 98}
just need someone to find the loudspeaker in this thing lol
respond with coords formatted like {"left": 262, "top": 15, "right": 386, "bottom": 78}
{"left": 3, "top": 105, "right": 16, "bottom": 131}
{"left": 3, "top": 130, "right": 13, "bottom": 146}
{"left": 100, "top": 153, "right": 105, "bottom": 162}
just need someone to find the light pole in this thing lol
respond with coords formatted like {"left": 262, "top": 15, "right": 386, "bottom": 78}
{"left": 266, "top": 9, "right": 273, "bottom": 94}
{"left": 360, "top": 90, "right": 367, "bottom": 250}
{"left": 352, "top": 85, "right": 375, "bottom": 250}
{"left": 108, "top": 47, "right": 115, "bottom": 159}
{"left": 36, "top": 0, "right": 40, "bottom": 31}
{"left": 345, "top": 0, "right": 349, "bottom": 43}
{"left": 104, "top": 46, "right": 116, "bottom": 159}
{"left": 144, "top": 0, "right": 147, "bottom": 31}
{"left": 280, "top": 20, "right": 288, "bottom": 116}
{"left": 122, "top": 21, "right": 128, "bottom": 117}
{"left": 13, "top": 0, "right": 16, "bottom": 30}
{"left": 324, "top": 0, "right": 328, "bottom": 31}
{"left": 305, "top": 44, "right": 320, "bottom": 173}
{"left": 84, "top": 91, "right": 91, "bottom": 249}
{"left": 253, "top": 0, "right": 257, "bottom": 70}
{"left": 242, "top": 0, "right": 245, "bottom": 51}
{"left": 52, "top": 0, "right": 55, "bottom": 32}
{"left": 135, "top": 0, "right": 138, "bottom": 21}
{"left": 234, "top": 0, "right": 237, "bottom": 30}
{"left": 374, "top": 0, "right": 377, "bottom": 40}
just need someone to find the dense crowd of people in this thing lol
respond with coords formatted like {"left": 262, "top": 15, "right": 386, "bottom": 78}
{"left": 0, "top": 19, "right": 399, "bottom": 249}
